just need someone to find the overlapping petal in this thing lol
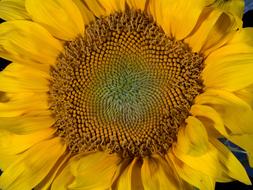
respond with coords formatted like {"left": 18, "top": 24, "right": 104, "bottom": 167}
{"left": 148, "top": 0, "right": 215, "bottom": 40}
{"left": 0, "top": 0, "right": 30, "bottom": 21}
{"left": 195, "top": 89, "right": 253, "bottom": 134}
{"left": 203, "top": 28, "right": 253, "bottom": 91}
{"left": 167, "top": 152, "right": 215, "bottom": 190}
{"left": 173, "top": 138, "right": 251, "bottom": 185}
{"left": 0, "top": 63, "right": 49, "bottom": 92}
{"left": 0, "top": 20, "right": 62, "bottom": 70}
{"left": 25, "top": 0, "right": 84, "bottom": 40}
{"left": 68, "top": 152, "right": 122, "bottom": 190}
{"left": 0, "top": 138, "right": 66, "bottom": 190}
{"left": 116, "top": 158, "right": 143, "bottom": 190}
{"left": 141, "top": 154, "right": 182, "bottom": 190}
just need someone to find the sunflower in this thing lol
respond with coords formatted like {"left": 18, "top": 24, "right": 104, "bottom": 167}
{"left": 0, "top": 0, "right": 253, "bottom": 189}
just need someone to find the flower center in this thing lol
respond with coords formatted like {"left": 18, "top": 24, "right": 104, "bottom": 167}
{"left": 49, "top": 9, "right": 204, "bottom": 157}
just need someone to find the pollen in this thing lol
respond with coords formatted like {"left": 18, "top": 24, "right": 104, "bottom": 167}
{"left": 48, "top": 9, "right": 204, "bottom": 157}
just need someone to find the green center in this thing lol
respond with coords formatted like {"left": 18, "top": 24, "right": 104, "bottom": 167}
{"left": 93, "top": 55, "right": 158, "bottom": 127}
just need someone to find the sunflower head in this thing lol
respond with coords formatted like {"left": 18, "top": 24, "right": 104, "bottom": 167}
{"left": 0, "top": 0, "right": 252, "bottom": 189}
{"left": 49, "top": 8, "right": 205, "bottom": 157}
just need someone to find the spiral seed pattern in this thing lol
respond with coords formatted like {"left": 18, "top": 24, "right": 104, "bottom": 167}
{"left": 49, "top": 9, "right": 204, "bottom": 157}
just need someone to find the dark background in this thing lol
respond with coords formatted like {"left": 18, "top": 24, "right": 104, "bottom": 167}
{"left": 0, "top": 7, "right": 253, "bottom": 190}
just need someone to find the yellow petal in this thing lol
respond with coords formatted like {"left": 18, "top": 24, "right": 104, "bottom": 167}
{"left": 141, "top": 154, "right": 182, "bottom": 190}
{"left": 175, "top": 116, "right": 208, "bottom": 156}
{"left": 211, "top": 0, "right": 244, "bottom": 19}
{"left": 25, "top": 0, "right": 84, "bottom": 40}
{"left": 97, "top": 0, "right": 125, "bottom": 14}
{"left": 229, "top": 134, "right": 253, "bottom": 167}
{"left": 117, "top": 158, "right": 143, "bottom": 190}
{"left": 173, "top": 141, "right": 221, "bottom": 180}
{"left": 0, "top": 0, "right": 30, "bottom": 21}
{"left": 210, "top": 138, "right": 251, "bottom": 185}
{"left": 195, "top": 89, "right": 253, "bottom": 134}
{"left": 0, "top": 92, "right": 49, "bottom": 117}
{"left": 51, "top": 161, "right": 74, "bottom": 190}
{"left": 82, "top": 0, "right": 125, "bottom": 17}
{"left": 0, "top": 20, "right": 62, "bottom": 70}
{"left": 0, "top": 137, "right": 66, "bottom": 190}
{"left": 0, "top": 154, "right": 18, "bottom": 171}
{"left": 0, "top": 128, "right": 54, "bottom": 155}
{"left": 0, "top": 63, "right": 49, "bottom": 93}
{"left": 68, "top": 152, "right": 121, "bottom": 190}
{"left": 0, "top": 113, "right": 54, "bottom": 134}
{"left": 126, "top": 0, "right": 147, "bottom": 11}
{"left": 72, "top": 0, "right": 95, "bottom": 25}
{"left": 174, "top": 138, "right": 251, "bottom": 184}
{"left": 185, "top": 8, "right": 237, "bottom": 54}
{"left": 167, "top": 152, "right": 215, "bottom": 190}
{"left": 235, "top": 84, "right": 253, "bottom": 109}
{"left": 148, "top": 0, "right": 212, "bottom": 40}
{"left": 190, "top": 104, "right": 228, "bottom": 137}
{"left": 35, "top": 153, "right": 70, "bottom": 190}
{"left": 180, "top": 181, "right": 195, "bottom": 190}
{"left": 203, "top": 55, "right": 253, "bottom": 92}
{"left": 82, "top": 0, "right": 106, "bottom": 17}
{"left": 207, "top": 28, "right": 253, "bottom": 57}
{"left": 203, "top": 28, "right": 253, "bottom": 91}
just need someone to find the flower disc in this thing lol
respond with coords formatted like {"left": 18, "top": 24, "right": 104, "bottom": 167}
{"left": 49, "top": 9, "right": 205, "bottom": 157}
